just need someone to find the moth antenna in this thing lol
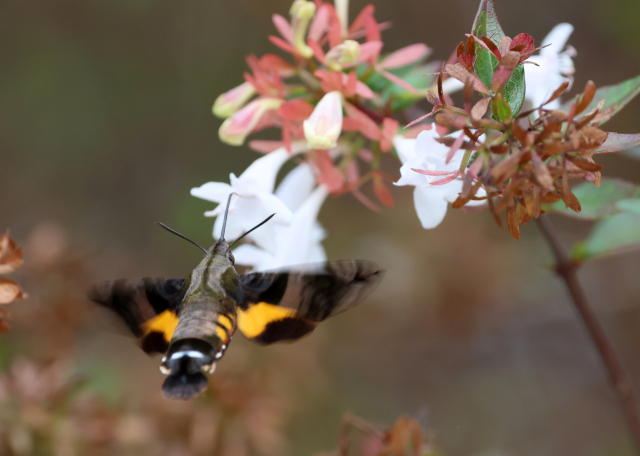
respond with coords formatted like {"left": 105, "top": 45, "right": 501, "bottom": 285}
{"left": 220, "top": 193, "right": 236, "bottom": 242}
{"left": 229, "top": 213, "right": 275, "bottom": 249}
{"left": 156, "top": 223, "right": 207, "bottom": 253}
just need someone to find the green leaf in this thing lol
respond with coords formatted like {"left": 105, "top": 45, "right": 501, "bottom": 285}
{"left": 474, "top": 48, "right": 498, "bottom": 90}
{"left": 572, "top": 211, "right": 640, "bottom": 260}
{"left": 560, "top": 74, "right": 640, "bottom": 125}
{"left": 548, "top": 178, "right": 640, "bottom": 220}
{"left": 471, "top": 0, "right": 505, "bottom": 41}
{"left": 491, "top": 93, "right": 512, "bottom": 122}
{"left": 617, "top": 198, "right": 640, "bottom": 215}
{"left": 502, "top": 65, "right": 525, "bottom": 115}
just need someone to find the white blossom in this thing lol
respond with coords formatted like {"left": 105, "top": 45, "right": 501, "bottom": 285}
{"left": 393, "top": 128, "right": 486, "bottom": 229}
{"left": 190, "top": 148, "right": 295, "bottom": 249}
{"left": 525, "top": 23, "right": 576, "bottom": 109}
{"left": 233, "top": 164, "right": 328, "bottom": 271}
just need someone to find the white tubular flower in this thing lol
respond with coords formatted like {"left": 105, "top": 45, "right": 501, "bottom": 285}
{"left": 219, "top": 98, "right": 283, "bottom": 146}
{"left": 325, "top": 40, "right": 361, "bottom": 71}
{"left": 393, "top": 129, "right": 486, "bottom": 229}
{"left": 233, "top": 177, "right": 329, "bottom": 271}
{"left": 525, "top": 23, "right": 576, "bottom": 109}
{"left": 303, "top": 91, "right": 343, "bottom": 150}
{"left": 212, "top": 82, "right": 256, "bottom": 119}
{"left": 290, "top": 0, "right": 316, "bottom": 58}
{"left": 191, "top": 148, "right": 296, "bottom": 248}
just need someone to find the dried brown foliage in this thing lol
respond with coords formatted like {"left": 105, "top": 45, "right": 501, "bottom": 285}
{"left": 0, "top": 231, "right": 26, "bottom": 332}
{"left": 315, "top": 413, "right": 435, "bottom": 456}
{"left": 425, "top": 71, "right": 612, "bottom": 239}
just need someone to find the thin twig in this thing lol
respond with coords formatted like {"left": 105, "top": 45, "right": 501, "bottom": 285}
{"left": 536, "top": 215, "right": 640, "bottom": 452}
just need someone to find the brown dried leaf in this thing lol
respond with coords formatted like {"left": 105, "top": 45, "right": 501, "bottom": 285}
{"left": 542, "top": 192, "right": 562, "bottom": 203}
{"left": 570, "top": 129, "right": 582, "bottom": 150}
{"left": 0, "top": 278, "right": 23, "bottom": 304}
{"left": 487, "top": 196, "right": 504, "bottom": 228}
{"left": 516, "top": 199, "right": 528, "bottom": 223}
{"left": 384, "top": 417, "right": 423, "bottom": 456}
{"left": 547, "top": 110, "right": 568, "bottom": 122}
{"left": 581, "top": 125, "right": 608, "bottom": 143}
{"left": 530, "top": 152, "right": 555, "bottom": 191}
{"left": 426, "top": 90, "right": 439, "bottom": 105}
{"left": 575, "top": 80, "right": 597, "bottom": 115}
{"left": 565, "top": 154, "right": 604, "bottom": 171}
{"left": 523, "top": 187, "right": 541, "bottom": 218}
{"left": 445, "top": 63, "right": 490, "bottom": 94}
{"left": 435, "top": 111, "right": 465, "bottom": 129}
{"left": 471, "top": 97, "right": 491, "bottom": 120}
{"left": 490, "top": 149, "right": 526, "bottom": 183}
{"left": 506, "top": 205, "right": 520, "bottom": 240}
{"left": 497, "top": 178, "right": 524, "bottom": 212}
{"left": 544, "top": 81, "right": 571, "bottom": 106}
{"left": 0, "top": 232, "right": 24, "bottom": 274}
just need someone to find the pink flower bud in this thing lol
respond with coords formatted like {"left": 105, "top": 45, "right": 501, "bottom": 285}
{"left": 290, "top": 0, "right": 316, "bottom": 58}
{"left": 325, "top": 40, "right": 361, "bottom": 71}
{"left": 303, "top": 91, "right": 343, "bottom": 150}
{"left": 212, "top": 82, "right": 256, "bottom": 118}
{"left": 219, "top": 98, "right": 283, "bottom": 146}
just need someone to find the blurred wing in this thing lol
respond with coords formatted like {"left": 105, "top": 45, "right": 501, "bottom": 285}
{"left": 87, "top": 278, "right": 186, "bottom": 354}
{"left": 237, "top": 260, "right": 384, "bottom": 344}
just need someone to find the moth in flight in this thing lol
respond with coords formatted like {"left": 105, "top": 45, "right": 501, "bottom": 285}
{"left": 88, "top": 195, "right": 384, "bottom": 400}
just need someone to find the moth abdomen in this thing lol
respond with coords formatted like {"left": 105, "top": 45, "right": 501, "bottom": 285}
{"left": 160, "top": 338, "right": 216, "bottom": 401}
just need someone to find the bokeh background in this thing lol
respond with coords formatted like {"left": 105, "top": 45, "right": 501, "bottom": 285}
{"left": 2, "top": 0, "right": 640, "bottom": 454}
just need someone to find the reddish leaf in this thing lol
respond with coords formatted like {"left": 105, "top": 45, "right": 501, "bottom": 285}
{"left": 268, "top": 35, "right": 299, "bottom": 56}
{"left": 313, "top": 150, "right": 344, "bottom": 192}
{"left": 509, "top": 33, "right": 535, "bottom": 62}
{"left": 278, "top": 100, "right": 315, "bottom": 121}
{"left": 481, "top": 36, "right": 502, "bottom": 60}
{"left": 272, "top": 14, "right": 293, "bottom": 43}
{"left": 379, "top": 44, "right": 431, "bottom": 69}
{"left": 373, "top": 175, "right": 394, "bottom": 207}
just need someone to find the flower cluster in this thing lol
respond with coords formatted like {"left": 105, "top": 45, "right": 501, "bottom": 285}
{"left": 194, "top": 0, "right": 640, "bottom": 266}
{"left": 196, "top": 0, "right": 438, "bottom": 268}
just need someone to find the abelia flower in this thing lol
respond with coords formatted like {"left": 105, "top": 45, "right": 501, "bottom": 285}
{"left": 303, "top": 91, "right": 343, "bottom": 149}
{"left": 393, "top": 128, "right": 485, "bottom": 229}
{"left": 212, "top": 82, "right": 256, "bottom": 119}
{"left": 524, "top": 23, "right": 575, "bottom": 109}
{"left": 233, "top": 167, "right": 329, "bottom": 271}
{"left": 219, "top": 98, "right": 283, "bottom": 146}
{"left": 191, "top": 148, "right": 296, "bottom": 247}
{"left": 325, "top": 40, "right": 361, "bottom": 71}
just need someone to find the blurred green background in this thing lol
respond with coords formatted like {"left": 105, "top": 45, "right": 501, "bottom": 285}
{"left": 2, "top": 0, "right": 640, "bottom": 455}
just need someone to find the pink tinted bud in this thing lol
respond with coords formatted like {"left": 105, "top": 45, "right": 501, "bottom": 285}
{"left": 303, "top": 91, "right": 343, "bottom": 149}
{"left": 290, "top": 0, "right": 316, "bottom": 58}
{"left": 212, "top": 82, "right": 256, "bottom": 118}
{"left": 325, "top": 40, "right": 361, "bottom": 71}
{"left": 219, "top": 98, "right": 283, "bottom": 146}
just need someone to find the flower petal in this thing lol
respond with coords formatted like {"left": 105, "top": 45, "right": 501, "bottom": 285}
{"left": 275, "top": 164, "right": 315, "bottom": 212}
{"left": 413, "top": 186, "right": 449, "bottom": 229}
{"left": 190, "top": 182, "right": 233, "bottom": 204}
{"left": 541, "top": 23, "right": 574, "bottom": 56}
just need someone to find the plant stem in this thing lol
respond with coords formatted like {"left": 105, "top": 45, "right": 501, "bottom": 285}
{"left": 536, "top": 215, "right": 640, "bottom": 452}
